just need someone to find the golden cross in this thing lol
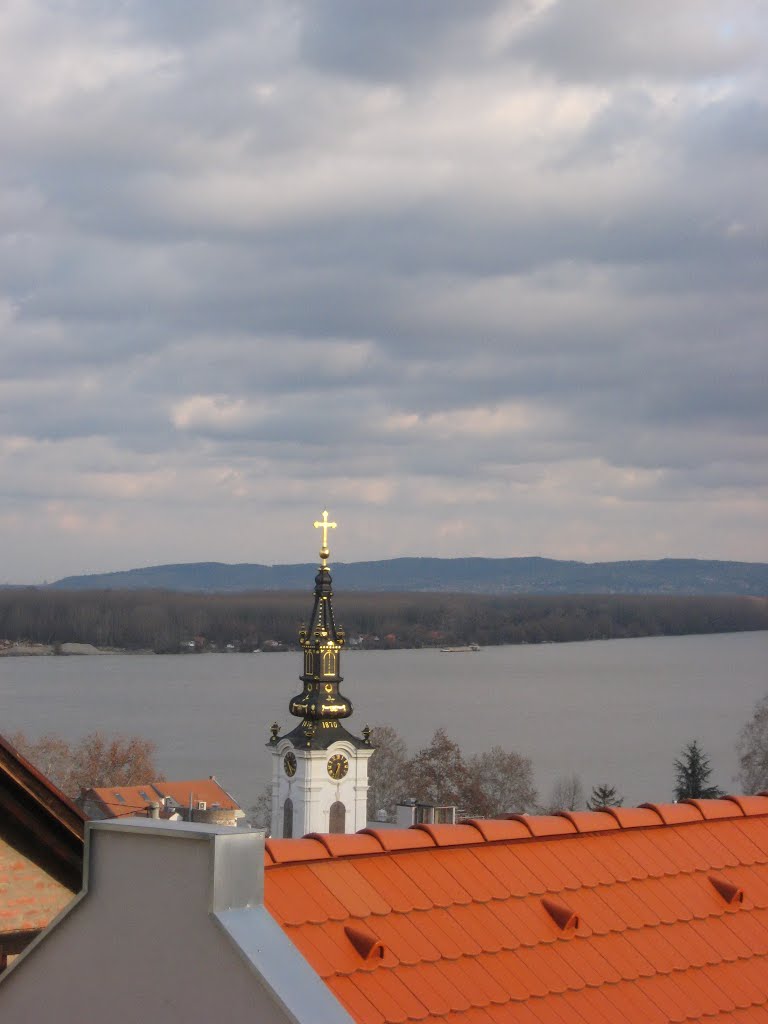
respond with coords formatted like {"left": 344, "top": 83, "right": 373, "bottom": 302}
{"left": 314, "top": 509, "right": 337, "bottom": 562}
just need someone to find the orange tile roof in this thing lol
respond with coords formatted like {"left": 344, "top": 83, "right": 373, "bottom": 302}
{"left": 88, "top": 778, "right": 241, "bottom": 819}
{"left": 264, "top": 795, "right": 768, "bottom": 1023}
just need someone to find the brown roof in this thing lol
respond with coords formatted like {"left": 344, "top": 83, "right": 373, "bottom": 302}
{"left": 86, "top": 778, "right": 242, "bottom": 819}
{"left": 264, "top": 795, "right": 768, "bottom": 1023}
{"left": 0, "top": 732, "right": 85, "bottom": 895}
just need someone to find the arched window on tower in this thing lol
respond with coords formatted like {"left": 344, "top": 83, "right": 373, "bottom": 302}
{"left": 329, "top": 800, "right": 346, "bottom": 834}
{"left": 322, "top": 650, "right": 337, "bottom": 676}
{"left": 283, "top": 798, "right": 294, "bottom": 838}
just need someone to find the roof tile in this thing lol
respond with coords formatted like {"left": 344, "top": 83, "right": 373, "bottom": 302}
{"left": 588, "top": 833, "right": 647, "bottom": 884}
{"left": 684, "top": 798, "right": 745, "bottom": 820}
{"left": 556, "top": 836, "right": 621, "bottom": 887}
{"left": 622, "top": 924, "right": 690, "bottom": 972}
{"left": 393, "top": 962, "right": 454, "bottom": 1018}
{"left": 641, "top": 801, "right": 704, "bottom": 824}
{"left": 503, "top": 814, "right": 578, "bottom": 837}
{"left": 307, "top": 832, "right": 384, "bottom": 857}
{"left": 361, "top": 827, "right": 436, "bottom": 852}
{"left": 556, "top": 810, "right": 620, "bottom": 833}
{"left": 487, "top": 895, "right": 554, "bottom": 948}
{"left": 711, "top": 819, "right": 768, "bottom": 865}
{"left": 333, "top": 974, "right": 387, "bottom": 1024}
{"left": 266, "top": 837, "right": 329, "bottom": 863}
{"left": 371, "top": 911, "right": 442, "bottom": 965}
{"left": 726, "top": 794, "right": 768, "bottom": 818}
{"left": 438, "top": 847, "right": 511, "bottom": 901}
{"left": 417, "top": 906, "right": 481, "bottom": 959}
{"left": 605, "top": 805, "right": 665, "bottom": 828}
{"left": 351, "top": 857, "right": 433, "bottom": 914}
{"left": 619, "top": 829, "right": 679, "bottom": 877}
{"left": 413, "top": 823, "right": 484, "bottom": 846}
{"left": 265, "top": 805, "right": 768, "bottom": 1024}
{"left": 465, "top": 818, "right": 533, "bottom": 842}
{"left": 482, "top": 844, "right": 549, "bottom": 897}
{"left": 446, "top": 902, "right": 509, "bottom": 954}
{"left": 730, "top": 819, "right": 768, "bottom": 864}
{"left": 352, "top": 968, "right": 430, "bottom": 1022}
{"left": 265, "top": 863, "right": 346, "bottom": 925}
{"left": 391, "top": 853, "right": 474, "bottom": 908}
{"left": 311, "top": 859, "right": 393, "bottom": 918}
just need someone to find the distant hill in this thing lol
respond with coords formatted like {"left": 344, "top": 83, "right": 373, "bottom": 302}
{"left": 50, "top": 557, "right": 768, "bottom": 596}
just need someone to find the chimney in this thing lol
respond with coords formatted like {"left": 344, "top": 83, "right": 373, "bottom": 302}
{"left": 396, "top": 799, "right": 417, "bottom": 828}
{"left": 147, "top": 802, "right": 161, "bottom": 819}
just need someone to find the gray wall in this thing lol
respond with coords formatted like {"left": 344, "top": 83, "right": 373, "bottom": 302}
{"left": 0, "top": 821, "right": 344, "bottom": 1024}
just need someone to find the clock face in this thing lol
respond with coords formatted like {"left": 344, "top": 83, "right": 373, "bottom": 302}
{"left": 327, "top": 753, "right": 349, "bottom": 780}
{"left": 283, "top": 751, "right": 297, "bottom": 777}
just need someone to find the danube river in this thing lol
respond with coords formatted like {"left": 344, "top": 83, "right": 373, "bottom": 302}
{"left": 1, "top": 631, "right": 766, "bottom": 809}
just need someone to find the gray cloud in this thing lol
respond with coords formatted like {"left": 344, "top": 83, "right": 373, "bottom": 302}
{"left": 0, "top": 0, "right": 766, "bottom": 581}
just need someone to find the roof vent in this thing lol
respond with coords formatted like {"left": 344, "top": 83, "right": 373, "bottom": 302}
{"left": 709, "top": 875, "right": 744, "bottom": 904}
{"left": 541, "top": 897, "right": 579, "bottom": 931}
{"left": 344, "top": 925, "right": 385, "bottom": 960}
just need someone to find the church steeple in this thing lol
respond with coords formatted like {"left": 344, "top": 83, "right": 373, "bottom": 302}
{"left": 268, "top": 510, "right": 374, "bottom": 838}
{"left": 288, "top": 510, "right": 353, "bottom": 726}
{"left": 270, "top": 510, "right": 369, "bottom": 751}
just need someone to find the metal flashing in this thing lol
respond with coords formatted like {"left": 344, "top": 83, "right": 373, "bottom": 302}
{"left": 210, "top": 830, "right": 266, "bottom": 913}
{"left": 215, "top": 906, "right": 355, "bottom": 1024}
{"left": 87, "top": 816, "right": 235, "bottom": 840}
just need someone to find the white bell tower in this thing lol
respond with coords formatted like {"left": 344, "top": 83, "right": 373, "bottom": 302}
{"left": 268, "top": 510, "right": 374, "bottom": 838}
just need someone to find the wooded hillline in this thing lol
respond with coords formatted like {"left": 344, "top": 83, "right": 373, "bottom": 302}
{"left": 1, "top": 589, "right": 766, "bottom": 653}
{"left": 49, "top": 556, "right": 768, "bottom": 596}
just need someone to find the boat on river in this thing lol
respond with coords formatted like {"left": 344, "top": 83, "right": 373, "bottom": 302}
{"left": 440, "top": 644, "right": 481, "bottom": 653}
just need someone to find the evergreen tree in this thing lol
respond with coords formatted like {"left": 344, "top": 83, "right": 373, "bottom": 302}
{"left": 673, "top": 740, "right": 723, "bottom": 801}
{"left": 587, "top": 783, "right": 623, "bottom": 810}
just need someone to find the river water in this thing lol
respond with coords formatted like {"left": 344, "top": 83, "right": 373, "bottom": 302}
{"left": 0, "top": 631, "right": 765, "bottom": 810}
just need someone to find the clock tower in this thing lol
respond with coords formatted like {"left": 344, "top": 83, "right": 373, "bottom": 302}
{"left": 268, "top": 511, "right": 374, "bottom": 838}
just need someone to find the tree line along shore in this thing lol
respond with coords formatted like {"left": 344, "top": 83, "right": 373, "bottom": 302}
{"left": 0, "top": 588, "right": 766, "bottom": 654}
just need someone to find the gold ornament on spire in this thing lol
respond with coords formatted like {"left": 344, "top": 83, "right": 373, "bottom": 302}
{"left": 314, "top": 509, "right": 337, "bottom": 565}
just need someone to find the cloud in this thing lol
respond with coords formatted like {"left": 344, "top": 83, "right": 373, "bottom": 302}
{"left": 0, "top": 0, "right": 766, "bottom": 581}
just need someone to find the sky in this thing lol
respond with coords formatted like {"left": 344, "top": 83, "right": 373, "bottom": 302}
{"left": 1, "top": 0, "right": 767, "bottom": 583}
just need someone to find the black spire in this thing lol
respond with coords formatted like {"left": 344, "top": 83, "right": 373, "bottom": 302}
{"left": 270, "top": 510, "right": 370, "bottom": 751}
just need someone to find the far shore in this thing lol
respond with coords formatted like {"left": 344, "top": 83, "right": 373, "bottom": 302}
{"left": 0, "top": 642, "right": 147, "bottom": 657}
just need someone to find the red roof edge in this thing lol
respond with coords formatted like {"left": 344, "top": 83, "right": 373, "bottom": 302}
{"left": 682, "top": 797, "right": 746, "bottom": 820}
{"left": 265, "top": 797, "right": 764, "bottom": 866}
{"left": 413, "top": 822, "right": 485, "bottom": 846}
{"left": 725, "top": 793, "right": 768, "bottom": 816}
{"left": 0, "top": 732, "right": 85, "bottom": 839}
{"left": 640, "top": 801, "right": 704, "bottom": 824}
{"left": 556, "top": 810, "right": 620, "bottom": 833}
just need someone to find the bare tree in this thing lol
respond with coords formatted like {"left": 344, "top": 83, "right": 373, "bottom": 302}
{"left": 404, "top": 728, "right": 466, "bottom": 807}
{"left": 9, "top": 731, "right": 71, "bottom": 789}
{"left": 543, "top": 773, "right": 585, "bottom": 813}
{"left": 737, "top": 695, "right": 768, "bottom": 794}
{"left": 248, "top": 782, "right": 273, "bottom": 832}
{"left": 10, "top": 730, "right": 162, "bottom": 799}
{"left": 375, "top": 727, "right": 537, "bottom": 820}
{"left": 464, "top": 747, "right": 537, "bottom": 817}
{"left": 366, "top": 725, "right": 409, "bottom": 820}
